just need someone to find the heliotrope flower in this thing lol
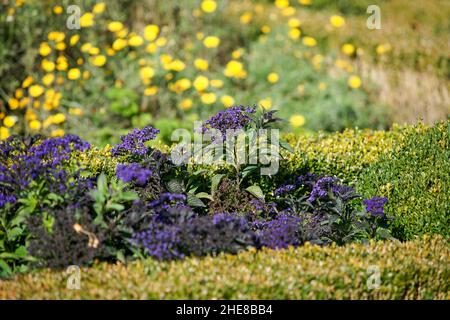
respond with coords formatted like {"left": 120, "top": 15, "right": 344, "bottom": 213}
{"left": 116, "top": 163, "right": 152, "bottom": 186}
{"left": 363, "top": 196, "right": 388, "bottom": 217}
{"left": 111, "top": 126, "right": 160, "bottom": 157}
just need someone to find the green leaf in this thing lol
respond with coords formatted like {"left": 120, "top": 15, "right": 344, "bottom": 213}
{"left": 167, "top": 179, "right": 184, "bottom": 194}
{"left": 195, "top": 192, "right": 213, "bottom": 201}
{"left": 0, "top": 259, "right": 12, "bottom": 275}
{"left": 279, "top": 139, "right": 294, "bottom": 153}
{"left": 187, "top": 194, "right": 206, "bottom": 207}
{"left": 211, "top": 174, "right": 225, "bottom": 195}
{"left": 97, "top": 173, "right": 108, "bottom": 195}
{"left": 245, "top": 185, "right": 265, "bottom": 201}
{"left": 14, "top": 246, "right": 28, "bottom": 258}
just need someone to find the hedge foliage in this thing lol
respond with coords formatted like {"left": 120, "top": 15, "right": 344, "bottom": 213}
{"left": 0, "top": 236, "right": 447, "bottom": 299}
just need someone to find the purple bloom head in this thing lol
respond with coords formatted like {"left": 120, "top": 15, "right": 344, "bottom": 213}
{"left": 200, "top": 105, "right": 256, "bottom": 139}
{"left": 111, "top": 126, "right": 160, "bottom": 157}
{"left": 274, "top": 184, "right": 296, "bottom": 197}
{"left": 308, "top": 177, "right": 337, "bottom": 202}
{"left": 116, "top": 163, "right": 152, "bottom": 186}
{"left": 253, "top": 214, "right": 302, "bottom": 249}
{"left": 363, "top": 196, "right": 388, "bottom": 217}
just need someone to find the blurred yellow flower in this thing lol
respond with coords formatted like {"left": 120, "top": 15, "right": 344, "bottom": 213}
{"left": 108, "top": 21, "right": 124, "bottom": 32}
{"left": 179, "top": 98, "right": 193, "bottom": 110}
{"left": 203, "top": 36, "right": 220, "bottom": 48}
{"left": 20, "top": 97, "right": 30, "bottom": 108}
{"left": 41, "top": 59, "right": 55, "bottom": 72}
{"left": 29, "top": 85, "right": 44, "bottom": 98}
{"left": 67, "top": 68, "right": 81, "bottom": 80}
{"left": 3, "top": 116, "right": 17, "bottom": 128}
{"left": 166, "top": 59, "right": 186, "bottom": 72}
{"left": 302, "top": 36, "right": 317, "bottom": 47}
{"left": 69, "top": 108, "right": 83, "bottom": 116}
{"left": 298, "top": 0, "right": 311, "bottom": 5}
{"left": 281, "top": 6, "right": 296, "bottom": 16}
{"left": 8, "top": 98, "right": 19, "bottom": 110}
{"left": 56, "top": 56, "right": 68, "bottom": 71}
{"left": 196, "top": 32, "right": 204, "bottom": 40}
{"left": 275, "top": 0, "right": 289, "bottom": 9}
{"left": 39, "top": 42, "right": 51, "bottom": 56}
{"left": 240, "top": 12, "right": 252, "bottom": 24}
{"left": 70, "top": 34, "right": 80, "bottom": 46}
{"left": 51, "top": 129, "right": 65, "bottom": 137}
{"left": 201, "top": 92, "right": 217, "bottom": 104}
{"left": 318, "top": 82, "right": 327, "bottom": 90}
{"left": 90, "top": 55, "right": 107, "bottom": 67}
{"left": 376, "top": 43, "right": 391, "bottom": 55}
{"left": 341, "top": 43, "right": 355, "bottom": 56}
{"left": 29, "top": 120, "right": 41, "bottom": 130}
{"left": 0, "top": 127, "right": 10, "bottom": 140}
{"left": 140, "top": 66, "right": 155, "bottom": 80}
{"left": 201, "top": 0, "right": 217, "bottom": 13}
{"left": 194, "top": 58, "right": 209, "bottom": 71}
{"left": 210, "top": 79, "right": 224, "bottom": 88}
{"left": 42, "top": 73, "right": 55, "bottom": 86}
{"left": 267, "top": 72, "right": 279, "bottom": 83}
{"left": 288, "top": 28, "right": 301, "bottom": 39}
{"left": 88, "top": 46, "right": 100, "bottom": 55}
{"left": 81, "top": 43, "right": 93, "bottom": 52}
{"left": 93, "top": 2, "right": 106, "bottom": 14}
{"left": 261, "top": 25, "right": 271, "bottom": 34}
{"left": 52, "top": 113, "right": 66, "bottom": 124}
{"left": 193, "top": 75, "right": 209, "bottom": 92}
{"left": 224, "top": 60, "right": 246, "bottom": 78}
{"left": 335, "top": 59, "right": 349, "bottom": 69}
{"left": 259, "top": 97, "right": 272, "bottom": 109}
{"left": 290, "top": 114, "right": 305, "bottom": 127}
{"left": 112, "top": 38, "right": 127, "bottom": 51}
{"left": 144, "top": 25, "right": 160, "bottom": 41}
{"left": 53, "top": 6, "right": 63, "bottom": 15}
{"left": 330, "top": 15, "right": 345, "bottom": 28}
{"left": 128, "top": 35, "right": 144, "bottom": 47}
{"left": 144, "top": 86, "right": 158, "bottom": 96}
{"left": 80, "top": 13, "right": 94, "bottom": 28}
{"left": 169, "top": 79, "right": 191, "bottom": 93}
{"left": 48, "top": 31, "right": 65, "bottom": 42}
{"left": 220, "top": 95, "right": 235, "bottom": 108}
{"left": 55, "top": 42, "right": 66, "bottom": 51}
{"left": 22, "top": 76, "right": 33, "bottom": 88}
{"left": 156, "top": 37, "right": 167, "bottom": 47}
{"left": 231, "top": 48, "right": 244, "bottom": 59}
{"left": 288, "top": 18, "right": 301, "bottom": 28}
{"left": 348, "top": 75, "right": 362, "bottom": 89}
{"left": 146, "top": 43, "right": 157, "bottom": 54}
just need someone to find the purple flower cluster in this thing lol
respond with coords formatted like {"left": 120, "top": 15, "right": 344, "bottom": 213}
{"left": 200, "top": 105, "right": 256, "bottom": 138}
{"left": 363, "top": 196, "right": 388, "bottom": 217}
{"left": 116, "top": 163, "right": 152, "bottom": 186}
{"left": 253, "top": 214, "right": 302, "bottom": 249}
{"left": 0, "top": 135, "right": 90, "bottom": 207}
{"left": 274, "top": 184, "right": 296, "bottom": 196}
{"left": 307, "top": 177, "right": 338, "bottom": 202}
{"left": 111, "top": 126, "right": 160, "bottom": 157}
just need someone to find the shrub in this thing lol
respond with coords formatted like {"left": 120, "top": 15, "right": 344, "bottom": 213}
{"left": 1, "top": 236, "right": 447, "bottom": 299}
{"left": 356, "top": 121, "right": 450, "bottom": 239}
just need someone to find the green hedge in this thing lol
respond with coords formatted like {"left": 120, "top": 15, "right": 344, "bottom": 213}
{"left": 0, "top": 236, "right": 447, "bottom": 299}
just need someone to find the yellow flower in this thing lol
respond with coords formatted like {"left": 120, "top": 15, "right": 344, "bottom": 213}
{"left": 281, "top": 6, "right": 296, "bottom": 16}
{"left": 55, "top": 42, "right": 66, "bottom": 51}
{"left": 203, "top": 36, "right": 220, "bottom": 48}
{"left": 335, "top": 59, "right": 349, "bottom": 69}
{"left": 156, "top": 37, "right": 167, "bottom": 47}
{"left": 69, "top": 108, "right": 84, "bottom": 116}
{"left": 0, "top": 127, "right": 10, "bottom": 140}
{"left": 341, "top": 43, "right": 355, "bottom": 56}
{"left": 108, "top": 21, "right": 124, "bottom": 32}
{"left": 348, "top": 75, "right": 362, "bottom": 89}
{"left": 302, "top": 36, "right": 317, "bottom": 47}
{"left": 194, "top": 58, "right": 209, "bottom": 71}
{"left": 196, "top": 32, "right": 204, "bottom": 40}
{"left": 93, "top": 2, "right": 106, "bottom": 14}
{"left": 298, "top": 0, "right": 311, "bottom": 5}
{"left": 20, "top": 97, "right": 30, "bottom": 108}
{"left": 144, "top": 24, "right": 160, "bottom": 41}
{"left": 330, "top": 15, "right": 345, "bottom": 28}
{"left": 318, "top": 82, "right": 327, "bottom": 90}
{"left": 193, "top": 75, "right": 209, "bottom": 92}
{"left": 69, "top": 34, "right": 80, "bottom": 46}
{"left": 90, "top": 55, "right": 107, "bottom": 67}
{"left": 240, "top": 12, "right": 252, "bottom": 24}
{"left": 80, "top": 13, "right": 94, "bottom": 27}
{"left": 210, "top": 79, "right": 224, "bottom": 88}
{"left": 231, "top": 48, "right": 244, "bottom": 59}
{"left": 179, "top": 99, "right": 193, "bottom": 111}
{"left": 140, "top": 66, "right": 155, "bottom": 79}
{"left": 259, "top": 97, "right": 272, "bottom": 109}
{"left": 52, "top": 113, "right": 66, "bottom": 124}
{"left": 116, "top": 28, "right": 128, "bottom": 38}
{"left": 48, "top": 31, "right": 65, "bottom": 42}
{"left": 275, "top": 0, "right": 289, "bottom": 9}
{"left": 53, "top": 6, "right": 63, "bottom": 15}
{"left": 288, "top": 18, "right": 301, "bottom": 28}
{"left": 112, "top": 38, "right": 127, "bottom": 51}
{"left": 80, "top": 43, "right": 92, "bottom": 52}
{"left": 67, "top": 68, "right": 81, "bottom": 80}
{"left": 288, "top": 28, "right": 301, "bottom": 39}
{"left": 166, "top": 59, "right": 186, "bottom": 72}
{"left": 8, "top": 98, "right": 19, "bottom": 110}
{"left": 146, "top": 43, "right": 157, "bottom": 54}
{"left": 56, "top": 56, "right": 68, "bottom": 71}
{"left": 51, "top": 129, "right": 65, "bottom": 137}
{"left": 220, "top": 95, "right": 235, "bottom": 108}
{"left": 144, "top": 86, "right": 158, "bottom": 96}
{"left": 29, "top": 120, "right": 41, "bottom": 130}
{"left": 3, "top": 116, "right": 17, "bottom": 128}
{"left": 289, "top": 114, "right": 305, "bottom": 127}
{"left": 41, "top": 59, "right": 55, "bottom": 72}
{"left": 201, "top": 92, "right": 217, "bottom": 105}
{"left": 128, "top": 35, "right": 144, "bottom": 47}
{"left": 39, "top": 42, "right": 52, "bottom": 56}
{"left": 224, "top": 60, "right": 246, "bottom": 78}
{"left": 201, "top": 0, "right": 217, "bottom": 13}
{"left": 267, "top": 72, "right": 279, "bottom": 84}
{"left": 87, "top": 46, "right": 99, "bottom": 55}
{"left": 376, "top": 43, "right": 391, "bottom": 55}
{"left": 15, "top": 89, "right": 23, "bottom": 99}
{"left": 22, "top": 76, "right": 33, "bottom": 88}
{"left": 42, "top": 73, "right": 55, "bottom": 86}
{"left": 29, "top": 85, "right": 44, "bottom": 98}
{"left": 261, "top": 25, "right": 271, "bottom": 34}
{"left": 169, "top": 78, "right": 191, "bottom": 93}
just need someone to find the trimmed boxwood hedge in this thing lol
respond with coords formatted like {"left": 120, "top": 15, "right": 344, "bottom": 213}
{"left": 0, "top": 236, "right": 447, "bottom": 299}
